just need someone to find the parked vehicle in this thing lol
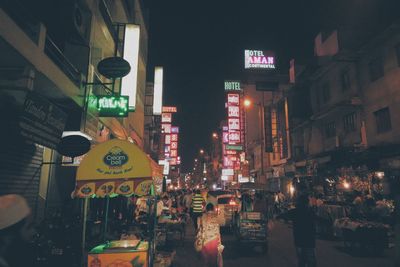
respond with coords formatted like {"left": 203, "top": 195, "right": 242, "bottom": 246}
{"left": 233, "top": 193, "right": 268, "bottom": 252}
{"left": 207, "top": 191, "right": 239, "bottom": 227}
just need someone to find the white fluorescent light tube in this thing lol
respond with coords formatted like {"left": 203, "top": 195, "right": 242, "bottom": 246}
{"left": 121, "top": 24, "right": 140, "bottom": 111}
{"left": 153, "top": 66, "right": 164, "bottom": 115}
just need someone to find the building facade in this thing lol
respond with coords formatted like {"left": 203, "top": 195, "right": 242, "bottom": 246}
{"left": 0, "top": 0, "right": 149, "bottom": 219}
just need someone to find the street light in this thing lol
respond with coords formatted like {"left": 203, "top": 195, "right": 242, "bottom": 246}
{"left": 200, "top": 149, "right": 204, "bottom": 154}
{"left": 212, "top": 132, "right": 218, "bottom": 139}
{"left": 244, "top": 98, "right": 252, "bottom": 108}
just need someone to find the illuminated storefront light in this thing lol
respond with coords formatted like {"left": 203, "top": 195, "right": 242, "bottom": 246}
{"left": 153, "top": 66, "right": 164, "bottom": 115}
{"left": 121, "top": 24, "right": 140, "bottom": 111}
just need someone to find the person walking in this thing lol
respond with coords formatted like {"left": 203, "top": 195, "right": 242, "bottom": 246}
{"left": 183, "top": 190, "right": 192, "bottom": 214}
{"left": 281, "top": 194, "right": 317, "bottom": 267}
{"left": 195, "top": 203, "right": 223, "bottom": 267}
{"left": 191, "top": 189, "right": 205, "bottom": 231}
{"left": 0, "top": 194, "right": 35, "bottom": 267}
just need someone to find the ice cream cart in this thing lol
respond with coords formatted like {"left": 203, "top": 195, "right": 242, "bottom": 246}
{"left": 88, "top": 240, "right": 149, "bottom": 267}
{"left": 74, "top": 139, "right": 163, "bottom": 267}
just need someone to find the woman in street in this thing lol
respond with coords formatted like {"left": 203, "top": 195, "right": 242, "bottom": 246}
{"left": 195, "top": 203, "right": 223, "bottom": 267}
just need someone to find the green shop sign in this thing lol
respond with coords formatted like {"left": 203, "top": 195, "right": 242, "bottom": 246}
{"left": 97, "top": 95, "right": 129, "bottom": 117}
{"left": 225, "top": 144, "right": 243, "bottom": 151}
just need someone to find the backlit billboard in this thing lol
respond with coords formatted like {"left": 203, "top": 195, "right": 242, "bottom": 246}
{"left": 244, "top": 50, "right": 275, "bottom": 69}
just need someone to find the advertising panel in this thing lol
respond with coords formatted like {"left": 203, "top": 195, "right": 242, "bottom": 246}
{"left": 171, "top": 142, "right": 178, "bottom": 149}
{"left": 222, "top": 132, "right": 229, "bottom": 144}
{"left": 165, "top": 134, "right": 171, "bottom": 145}
{"left": 228, "top": 130, "right": 241, "bottom": 144}
{"left": 228, "top": 118, "right": 240, "bottom": 130}
{"left": 153, "top": 66, "right": 163, "bottom": 115}
{"left": 162, "top": 124, "right": 171, "bottom": 133}
{"left": 121, "top": 24, "right": 141, "bottom": 110}
{"left": 222, "top": 169, "right": 234, "bottom": 176}
{"left": 227, "top": 94, "right": 240, "bottom": 105}
{"left": 162, "top": 106, "right": 177, "bottom": 113}
{"left": 228, "top": 106, "right": 240, "bottom": 117}
{"left": 224, "top": 80, "right": 241, "bottom": 91}
{"left": 171, "top": 134, "right": 178, "bottom": 142}
{"left": 244, "top": 50, "right": 275, "bottom": 69}
{"left": 161, "top": 113, "right": 172, "bottom": 123}
{"left": 171, "top": 126, "right": 179, "bottom": 133}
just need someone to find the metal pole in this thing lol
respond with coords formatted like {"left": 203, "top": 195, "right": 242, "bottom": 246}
{"left": 103, "top": 196, "right": 110, "bottom": 241}
{"left": 81, "top": 198, "right": 89, "bottom": 265}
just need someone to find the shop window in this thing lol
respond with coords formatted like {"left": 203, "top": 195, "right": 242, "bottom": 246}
{"left": 322, "top": 83, "right": 330, "bottom": 103}
{"left": 341, "top": 69, "right": 351, "bottom": 92}
{"left": 368, "top": 56, "right": 384, "bottom": 82}
{"left": 324, "top": 121, "right": 336, "bottom": 138}
{"left": 374, "top": 107, "right": 392, "bottom": 134}
{"left": 343, "top": 112, "right": 356, "bottom": 132}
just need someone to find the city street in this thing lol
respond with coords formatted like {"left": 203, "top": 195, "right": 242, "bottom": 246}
{"left": 172, "top": 220, "right": 394, "bottom": 267}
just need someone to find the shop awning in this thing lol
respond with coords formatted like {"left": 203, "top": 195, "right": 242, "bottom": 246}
{"left": 75, "top": 139, "right": 162, "bottom": 197}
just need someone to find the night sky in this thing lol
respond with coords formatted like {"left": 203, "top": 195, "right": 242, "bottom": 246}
{"left": 146, "top": 0, "right": 397, "bottom": 172}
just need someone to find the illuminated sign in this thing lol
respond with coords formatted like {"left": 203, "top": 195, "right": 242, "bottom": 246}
{"left": 171, "top": 126, "right": 179, "bottom": 133}
{"left": 169, "top": 158, "right": 177, "bottom": 165}
{"left": 228, "top": 118, "right": 240, "bottom": 130}
{"left": 227, "top": 94, "right": 240, "bottom": 105}
{"left": 171, "top": 142, "right": 178, "bottom": 149}
{"left": 224, "top": 81, "right": 241, "bottom": 91}
{"left": 165, "top": 134, "right": 171, "bottom": 145}
{"left": 244, "top": 50, "right": 275, "bottom": 69}
{"left": 162, "top": 106, "right": 177, "bottom": 113}
{"left": 170, "top": 150, "right": 177, "bottom": 157}
{"left": 222, "top": 169, "right": 234, "bottom": 176}
{"left": 228, "top": 130, "right": 241, "bottom": 144}
{"left": 162, "top": 124, "right": 171, "bottom": 133}
{"left": 97, "top": 95, "right": 129, "bottom": 117}
{"left": 161, "top": 113, "right": 172, "bottom": 123}
{"left": 153, "top": 67, "right": 163, "bottom": 115}
{"left": 222, "top": 132, "right": 229, "bottom": 144}
{"left": 226, "top": 144, "right": 243, "bottom": 151}
{"left": 121, "top": 24, "right": 140, "bottom": 110}
{"left": 221, "top": 175, "right": 229, "bottom": 181}
{"left": 226, "top": 150, "right": 237, "bottom": 155}
{"left": 171, "top": 134, "right": 178, "bottom": 142}
{"left": 228, "top": 106, "right": 240, "bottom": 117}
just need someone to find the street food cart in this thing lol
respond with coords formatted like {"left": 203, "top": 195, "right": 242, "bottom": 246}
{"left": 234, "top": 211, "right": 268, "bottom": 252}
{"left": 88, "top": 240, "right": 149, "bottom": 267}
{"left": 74, "top": 139, "right": 163, "bottom": 267}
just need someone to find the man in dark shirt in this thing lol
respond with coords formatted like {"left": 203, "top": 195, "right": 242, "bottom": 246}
{"left": 284, "top": 194, "right": 317, "bottom": 267}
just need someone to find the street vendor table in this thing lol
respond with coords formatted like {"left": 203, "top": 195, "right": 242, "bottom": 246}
{"left": 315, "top": 204, "right": 350, "bottom": 236}
{"left": 156, "top": 216, "right": 185, "bottom": 246}
{"left": 333, "top": 217, "right": 389, "bottom": 255}
{"left": 88, "top": 240, "right": 149, "bottom": 267}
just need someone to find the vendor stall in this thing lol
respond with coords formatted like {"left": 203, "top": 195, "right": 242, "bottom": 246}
{"left": 333, "top": 217, "right": 390, "bottom": 255}
{"left": 74, "top": 139, "right": 163, "bottom": 267}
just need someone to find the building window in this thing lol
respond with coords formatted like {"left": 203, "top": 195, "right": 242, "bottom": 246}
{"left": 343, "top": 112, "right": 356, "bottom": 132}
{"left": 322, "top": 83, "right": 330, "bottom": 103}
{"left": 374, "top": 107, "right": 392, "bottom": 134}
{"left": 341, "top": 69, "right": 351, "bottom": 91}
{"left": 396, "top": 43, "right": 400, "bottom": 67}
{"left": 324, "top": 121, "right": 336, "bottom": 138}
{"left": 368, "top": 56, "right": 384, "bottom": 82}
